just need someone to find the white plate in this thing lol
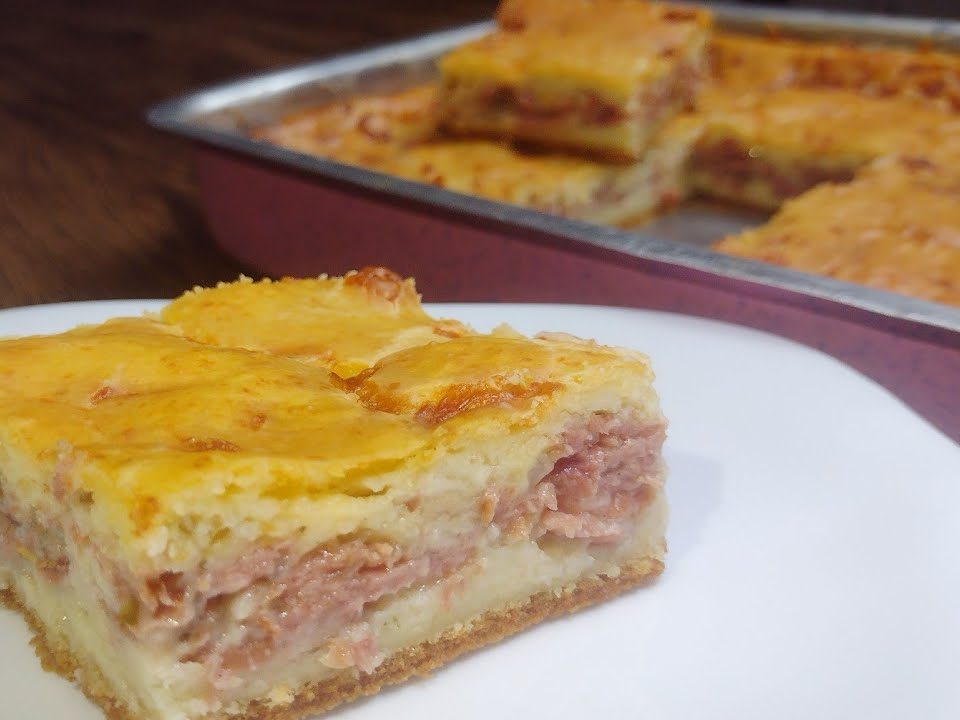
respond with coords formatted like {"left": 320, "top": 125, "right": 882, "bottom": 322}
{"left": 2, "top": 301, "right": 958, "bottom": 720}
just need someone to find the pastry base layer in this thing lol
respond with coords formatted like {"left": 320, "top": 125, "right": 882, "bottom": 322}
{"left": 2, "top": 556, "right": 663, "bottom": 720}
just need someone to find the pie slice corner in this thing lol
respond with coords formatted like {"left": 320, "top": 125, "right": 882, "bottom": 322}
{"left": 0, "top": 267, "right": 670, "bottom": 719}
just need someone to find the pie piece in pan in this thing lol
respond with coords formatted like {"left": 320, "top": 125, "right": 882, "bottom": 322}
{"left": 689, "top": 86, "right": 960, "bottom": 209}
{"left": 256, "top": 84, "right": 701, "bottom": 225}
{"left": 0, "top": 268, "right": 669, "bottom": 719}
{"left": 437, "top": 0, "right": 712, "bottom": 160}
{"left": 714, "top": 156, "right": 960, "bottom": 307}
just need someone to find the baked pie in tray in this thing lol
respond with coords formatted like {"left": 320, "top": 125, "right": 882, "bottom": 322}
{"left": 0, "top": 268, "right": 669, "bottom": 719}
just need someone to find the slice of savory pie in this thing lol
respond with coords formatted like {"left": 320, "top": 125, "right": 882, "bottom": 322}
{"left": 0, "top": 268, "right": 669, "bottom": 719}
{"left": 256, "top": 84, "right": 701, "bottom": 225}
{"left": 437, "top": 0, "right": 712, "bottom": 160}
{"left": 709, "top": 31, "right": 960, "bottom": 111}
{"left": 713, "top": 156, "right": 960, "bottom": 307}
{"left": 689, "top": 86, "right": 960, "bottom": 209}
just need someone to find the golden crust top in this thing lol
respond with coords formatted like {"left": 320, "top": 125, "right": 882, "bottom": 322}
{"left": 0, "top": 316, "right": 428, "bottom": 541}
{"left": 440, "top": 0, "right": 712, "bottom": 95}
{"left": 709, "top": 31, "right": 960, "bottom": 111}
{"left": 253, "top": 85, "right": 439, "bottom": 170}
{"left": 714, "top": 156, "right": 960, "bottom": 306}
{"left": 348, "top": 335, "right": 575, "bottom": 426}
{"left": 694, "top": 86, "right": 960, "bottom": 162}
{"left": 0, "top": 270, "right": 658, "bottom": 567}
{"left": 161, "top": 268, "right": 469, "bottom": 378}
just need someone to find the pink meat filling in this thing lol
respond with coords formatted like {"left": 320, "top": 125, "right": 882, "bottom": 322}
{"left": 1, "top": 411, "right": 665, "bottom": 684}
{"left": 126, "top": 539, "right": 472, "bottom": 685}
{"left": 495, "top": 412, "right": 666, "bottom": 543}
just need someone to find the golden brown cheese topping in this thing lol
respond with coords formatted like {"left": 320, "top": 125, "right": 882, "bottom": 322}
{"left": 714, "top": 156, "right": 960, "bottom": 307}
{"left": 710, "top": 31, "right": 960, "bottom": 111}
{"left": 253, "top": 85, "right": 438, "bottom": 169}
{"left": 348, "top": 336, "right": 569, "bottom": 426}
{"left": 0, "top": 316, "right": 430, "bottom": 542}
{"left": 444, "top": 0, "right": 712, "bottom": 93}
{"left": 694, "top": 86, "right": 960, "bottom": 162}
{"left": 162, "top": 268, "right": 469, "bottom": 378}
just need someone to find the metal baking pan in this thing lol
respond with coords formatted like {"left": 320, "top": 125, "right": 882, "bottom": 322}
{"left": 147, "top": 2, "right": 960, "bottom": 442}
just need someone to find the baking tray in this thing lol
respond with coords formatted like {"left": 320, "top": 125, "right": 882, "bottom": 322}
{"left": 147, "top": 2, "right": 960, "bottom": 442}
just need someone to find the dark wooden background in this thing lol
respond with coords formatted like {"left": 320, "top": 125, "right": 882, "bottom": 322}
{"left": 1, "top": 0, "right": 496, "bottom": 308}
{"left": 2, "top": 0, "right": 955, "bottom": 309}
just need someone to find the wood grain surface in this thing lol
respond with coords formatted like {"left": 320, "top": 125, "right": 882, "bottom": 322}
{"left": 4, "top": 1, "right": 955, "bottom": 309}
{"left": 0, "top": 0, "right": 495, "bottom": 309}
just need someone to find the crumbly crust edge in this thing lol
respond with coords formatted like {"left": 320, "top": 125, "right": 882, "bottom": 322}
{"left": 1, "top": 555, "right": 663, "bottom": 720}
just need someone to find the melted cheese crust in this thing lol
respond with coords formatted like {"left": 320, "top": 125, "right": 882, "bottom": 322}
{"left": 694, "top": 86, "right": 960, "bottom": 164}
{"left": 710, "top": 31, "right": 960, "bottom": 111}
{"left": 253, "top": 85, "right": 439, "bottom": 172}
{"left": 442, "top": 0, "right": 712, "bottom": 96}
{"left": 0, "top": 269, "right": 662, "bottom": 572}
{"left": 714, "top": 156, "right": 960, "bottom": 307}
{"left": 161, "top": 269, "right": 469, "bottom": 378}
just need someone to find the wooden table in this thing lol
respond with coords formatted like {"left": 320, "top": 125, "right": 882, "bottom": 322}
{"left": 0, "top": 0, "right": 495, "bottom": 309}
